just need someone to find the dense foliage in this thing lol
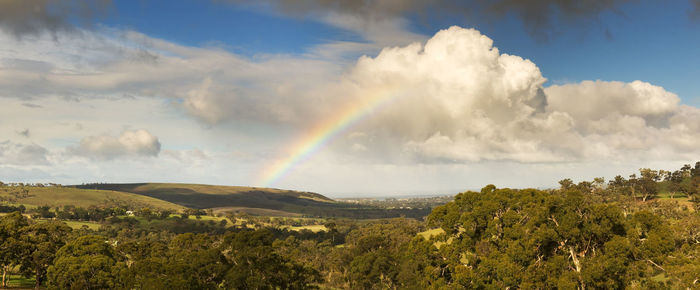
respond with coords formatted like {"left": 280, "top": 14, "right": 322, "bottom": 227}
{"left": 0, "top": 162, "right": 698, "bottom": 289}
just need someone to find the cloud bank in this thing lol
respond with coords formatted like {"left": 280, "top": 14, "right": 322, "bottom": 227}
{"left": 2, "top": 26, "right": 699, "bottom": 166}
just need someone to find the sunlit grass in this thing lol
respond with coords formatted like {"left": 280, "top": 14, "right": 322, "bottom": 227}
{"left": 281, "top": 224, "right": 327, "bottom": 232}
{"left": 418, "top": 228, "right": 450, "bottom": 248}
{"left": 5, "top": 274, "right": 35, "bottom": 288}
{"left": 0, "top": 186, "right": 184, "bottom": 210}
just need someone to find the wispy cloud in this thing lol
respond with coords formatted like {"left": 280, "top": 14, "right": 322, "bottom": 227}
{"left": 0, "top": 141, "right": 50, "bottom": 165}
{"left": 16, "top": 129, "right": 30, "bottom": 137}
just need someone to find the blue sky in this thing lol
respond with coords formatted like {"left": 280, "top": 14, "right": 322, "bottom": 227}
{"left": 96, "top": 0, "right": 700, "bottom": 103}
{"left": 1, "top": 0, "right": 700, "bottom": 196}
{"left": 101, "top": 0, "right": 357, "bottom": 55}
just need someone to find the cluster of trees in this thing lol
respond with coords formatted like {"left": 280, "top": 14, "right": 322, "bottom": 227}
{"left": 53, "top": 205, "right": 128, "bottom": 221}
{"left": 0, "top": 162, "right": 698, "bottom": 289}
{"left": 48, "top": 231, "right": 322, "bottom": 289}
{"left": 424, "top": 184, "right": 699, "bottom": 288}
{"left": 0, "top": 204, "right": 25, "bottom": 213}
{"left": 30, "top": 205, "right": 151, "bottom": 222}
{"left": 0, "top": 212, "right": 72, "bottom": 288}
{"left": 29, "top": 205, "right": 201, "bottom": 222}
{"left": 226, "top": 214, "right": 325, "bottom": 227}
{"left": 561, "top": 162, "right": 700, "bottom": 202}
{"left": 2, "top": 209, "right": 434, "bottom": 288}
{"left": 0, "top": 212, "right": 321, "bottom": 289}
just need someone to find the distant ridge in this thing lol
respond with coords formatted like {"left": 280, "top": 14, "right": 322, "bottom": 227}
{"left": 71, "top": 183, "right": 431, "bottom": 218}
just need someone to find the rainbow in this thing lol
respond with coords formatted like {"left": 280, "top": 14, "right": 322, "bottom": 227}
{"left": 257, "top": 88, "right": 399, "bottom": 187}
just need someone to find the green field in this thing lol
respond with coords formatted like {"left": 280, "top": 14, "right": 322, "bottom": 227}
{"left": 418, "top": 228, "right": 445, "bottom": 240}
{"left": 4, "top": 274, "right": 35, "bottom": 288}
{"left": 63, "top": 220, "right": 102, "bottom": 230}
{"left": 281, "top": 224, "right": 327, "bottom": 232}
{"left": 418, "top": 228, "right": 451, "bottom": 248}
{"left": 31, "top": 218, "right": 102, "bottom": 231}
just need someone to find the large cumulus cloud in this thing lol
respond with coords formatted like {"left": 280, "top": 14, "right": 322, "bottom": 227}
{"left": 335, "top": 27, "right": 555, "bottom": 162}
{"left": 330, "top": 26, "right": 700, "bottom": 163}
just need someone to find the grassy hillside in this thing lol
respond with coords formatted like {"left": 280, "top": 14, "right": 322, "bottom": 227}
{"left": 74, "top": 183, "right": 333, "bottom": 209}
{"left": 73, "top": 183, "right": 431, "bottom": 218}
{"left": 0, "top": 186, "right": 185, "bottom": 211}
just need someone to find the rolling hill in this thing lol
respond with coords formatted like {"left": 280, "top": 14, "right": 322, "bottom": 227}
{"left": 73, "top": 183, "right": 333, "bottom": 209}
{"left": 0, "top": 183, "right": 431, "bottom": 218}
{"left": 72, "top": 183, "right": 431, "bottom": 218}
{"left": 0, "top": 185, "right": 185, "bottom": 211}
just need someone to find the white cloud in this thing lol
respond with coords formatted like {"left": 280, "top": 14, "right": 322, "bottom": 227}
{"left": 162, "top": 148, "right": 210, "bottom": 162}
{"left": 70, "top": 129, "right": 161, "bottom": 160}
{"left": 1, "top": 25, "right": 699, "bottom": 194}
{"left": 314, "top": 26, "right": 700, "bottom": 164}
{"left": 3, "top": 26, "right": 697, "bottom": 166}
{"left": 545, "top": 80, "right": 680, "bottom": 127}
{"left": 0, "top": 29, "right": 347, "bottom": 126}
{"left": 328, "top": 26, "right": 566, "bottom": 162}
{"left": 0, "top": 141, "right": 50, "bottom": 165}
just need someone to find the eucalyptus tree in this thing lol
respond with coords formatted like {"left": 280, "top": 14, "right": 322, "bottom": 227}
{"left": 0, "top": 212, "right": 28, "bottom": 287}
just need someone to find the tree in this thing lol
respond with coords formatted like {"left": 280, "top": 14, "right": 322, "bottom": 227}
{"left": 608, "top": 175, "right": 631, "bottom": 197}
{"left": 636, "top": 169, "right": 660, "bottom": 201}
{"left": 47, "top": 235, "right": 127, "bottom": 290}
{"left": 0, "top": 212, "right": 29, "bottom": 287}
{"left": 162, "top": 233, "right": 227, "bottom": 289}
{"left": 690, "top": 162, "right": 700, "bottom": 201}
{"left": 222, "top": 229, "right": 320, "bottom": 289}
{"left": 665, "top": 165, "right": 692, "bottom": 199}
{"left": 34, "top": 205, "right": 55, "bottom": 219}
{"left": 582, "top": 236, "right": 634, "bottom": 289}
{"left": 559, "top": 179, "right": 574, "bottom": 190}
{"left": 19, "top": 221, "right": 72, "bottom": 288}
{"left": 349, "top": 249, "right": 397, "bottom": 289}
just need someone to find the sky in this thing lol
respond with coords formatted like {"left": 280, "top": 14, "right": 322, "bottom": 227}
{"left": 1, "top": 0, "right": 699, "bottom": 197}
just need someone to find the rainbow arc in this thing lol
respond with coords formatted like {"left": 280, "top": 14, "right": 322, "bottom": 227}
{"left": 258, "top": 88, "right": 400, "bottom": 186}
